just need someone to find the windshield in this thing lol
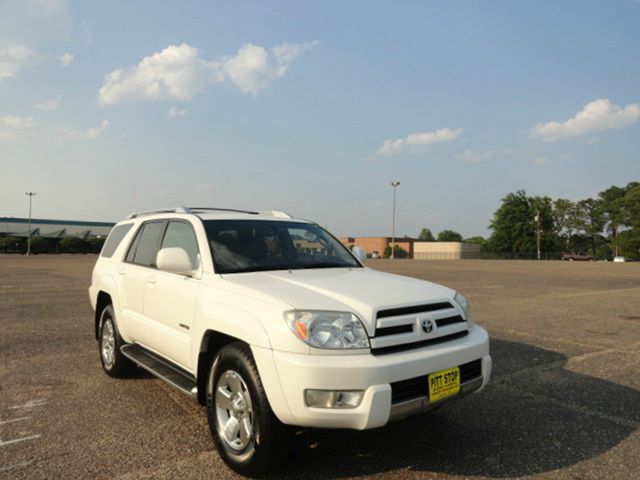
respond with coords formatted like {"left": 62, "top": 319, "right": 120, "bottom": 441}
{"left": 203, "top": 220, "right": 361, "bottom": 273}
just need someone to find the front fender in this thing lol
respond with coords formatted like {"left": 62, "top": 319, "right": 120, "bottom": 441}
{"left": 94, "top": 275, "right": 133, "bottom": 343}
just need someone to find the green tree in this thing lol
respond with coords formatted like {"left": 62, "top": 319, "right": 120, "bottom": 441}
{"left": 464, "top": 236, "right": 486, "bottom": 245}
{"left": 29, "top": 237, "right": 50, "bottom": 254}
{"left": 417, "top": 228, "right": 435, "bottom": 241}
{"left": 487, "top": 190, "right": 556, "bottom": 255}
{"left": 576, "top": 198, "right": 606, "bottom": 257}
{"left": 599, "top": 185, "right": 627, "bottom": 256}
{"left": 553, "top": 198, "right": 576, "bottom": 250}
{"left": 60, "top": 237, "right": 89, "bottom": 253}
{"left": 0, "top": 237, "right": 25, "bottom": 253}
{"left": 383, "top": 245, "right": 408, "bottom": 258}
{"left": 87, "top": 237, "right": 106, "bottom": 253}
{"left": 436, "top": 230, "right": 463, "bottom": 242}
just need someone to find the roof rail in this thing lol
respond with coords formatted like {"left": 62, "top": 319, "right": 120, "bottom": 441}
{"left": 125, "top": 207, "right": 293, "bottom": 220}
{"left": 259, "top": 210, "right": 292, "bottom": 219}
{"left": 126, "top": 207, "right": 191, "bottom": 219}
{"left": 188, "top": 207, "right": 260, "bottom": 215}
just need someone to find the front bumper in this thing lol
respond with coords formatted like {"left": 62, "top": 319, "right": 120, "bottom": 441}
{"left": 256, "top": 325, "right": 491, "bottom": 430}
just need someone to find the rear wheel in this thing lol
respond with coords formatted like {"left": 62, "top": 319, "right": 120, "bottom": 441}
{"left": 206, "top": 343, "right": 291, "bottom": 477}
{"left": 98, "top": 305, "right": 136, "bottom": 377}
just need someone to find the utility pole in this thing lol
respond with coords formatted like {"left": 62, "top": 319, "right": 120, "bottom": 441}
{"left": 535, "top": 209, "right": 541, "bottom": 260}
{"left": 390, "top": 181, "right": 400, "bottom": 259}
{"left": 25, "top": 192, "right": 36, "bottom": 256}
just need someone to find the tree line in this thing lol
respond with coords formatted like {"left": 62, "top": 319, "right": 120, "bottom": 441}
{"left": 416, "top": 182, "right": 639, "bottom": 260}
{"left": 0, "top": 236, "right": 106, "bottom": 254}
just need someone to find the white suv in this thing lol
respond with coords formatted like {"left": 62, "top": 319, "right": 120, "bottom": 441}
{"left": 89, "top": 207, "right": 491, "bottom": 477}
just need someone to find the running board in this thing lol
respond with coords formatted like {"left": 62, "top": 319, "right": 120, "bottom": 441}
{"left": 121, "top": 344, "right": 198, "bottom": 398}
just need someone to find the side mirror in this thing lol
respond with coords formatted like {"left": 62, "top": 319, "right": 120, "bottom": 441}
{"left": 157, "top": 247, "right": 193, "bottom": 276}
{"left": 352, "top": 246, "right": 368, "bottom": 263}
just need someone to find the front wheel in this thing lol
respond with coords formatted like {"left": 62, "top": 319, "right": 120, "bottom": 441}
{"left": 206, "top": 343, "right": 291, "bottom": 477}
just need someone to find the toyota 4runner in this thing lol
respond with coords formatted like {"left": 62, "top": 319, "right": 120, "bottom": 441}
{"left": 89, "top": 207, "right": 492, "bottom": 476}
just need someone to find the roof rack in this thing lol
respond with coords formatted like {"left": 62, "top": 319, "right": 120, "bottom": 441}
{"left": 259, "top": 210, "right": 292, "bottom": 219}
{"left": 126, "top": 207, "right": 293, "bottom": 220}
{"left": 126, "top": 207, "right": 190, "bottom": 219}
{"left": 188, "top": 207, "right": 260, "bottom": 215}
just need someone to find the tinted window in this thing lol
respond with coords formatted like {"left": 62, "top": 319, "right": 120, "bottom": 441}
{"left": 130, "top": 221, "right": 165, "bottom": 267}
{"left": 160, "top": 221, "right": 200, "bottom": 268}
{"left": 203, "top": 220, "right": 360, "bottom": 273}
{"left": 101, "top": 223, "right": 133, "bottom": 258}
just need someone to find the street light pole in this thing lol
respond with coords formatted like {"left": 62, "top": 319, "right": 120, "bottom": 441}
{"left": 535, "top": 209, "right": 541, "bottom": 260}
{"left": 390, "top": 181, "right": 400, "bottom": 259}
{"left": 25, "top": 192, "right": 36, "bottom": 256}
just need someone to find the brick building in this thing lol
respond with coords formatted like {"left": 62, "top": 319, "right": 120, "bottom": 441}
{"left": 340, "top": 236, "right": 482, "bottom": 260}
{"left": 340, "top": 236, "right": 415, "bottom": 257}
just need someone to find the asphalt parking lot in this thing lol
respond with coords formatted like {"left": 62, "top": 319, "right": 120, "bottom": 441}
{"left": 1, "top": 256, "right": 639, "bottom": 479}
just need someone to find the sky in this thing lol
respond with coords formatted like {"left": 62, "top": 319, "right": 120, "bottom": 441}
{"left": 1, "top": 0, "right": 639, "bottom": 238}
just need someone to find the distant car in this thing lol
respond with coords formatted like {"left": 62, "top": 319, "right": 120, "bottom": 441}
{"left": 371, "top": 251, "right": 380, "bottom": 259}
{"left": 613, "top": 256, "right": 626, "bottom": 263}
{"left": 562, "top": 253, "right": 595, "bottom": 261}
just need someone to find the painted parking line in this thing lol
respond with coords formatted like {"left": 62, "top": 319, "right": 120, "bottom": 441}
{"left": 0, "top": 434, "right": 41, "bottom": 447}
{"left": 8, "top": 399, "right": 47, "bottom": 410}
{"left": 0, "top": 416, "right": 30, "bottom": 425}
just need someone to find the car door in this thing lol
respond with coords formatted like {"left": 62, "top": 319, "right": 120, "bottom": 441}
{"left": 142, "top": 220, "right": 201, "bottom": 370}
{"left": 117, "top": 220, "right": 166, "bottom": 345}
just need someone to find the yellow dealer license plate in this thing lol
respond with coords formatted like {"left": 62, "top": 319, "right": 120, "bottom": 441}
{"left": 428, "top": 366, "right": 461, "bottom": 402}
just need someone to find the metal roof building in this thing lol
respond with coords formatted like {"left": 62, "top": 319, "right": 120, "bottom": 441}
{"left": 0, "top": 217, "right": 115, "bottom": 239}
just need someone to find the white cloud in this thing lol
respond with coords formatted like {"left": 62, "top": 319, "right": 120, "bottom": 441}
{"left": 0, "top": 45, "right": 33, "bottom": 80}
{"left": 532, "top": 157, "right": 549, "bottom": 166}
{"left": 99, "top": 44, "right": 208, "bottom": 105}
{"left": 0, "top": 1, "right": 71, "bottom": 81}
{"left": 98, "top": 41, "right": 317, "bottom": 105}
{"left": 529, "top": 99, "right": 640, "bottom": 142}
{"left": 57, "top": 120, "right": 109, "bottom": 140}
{"left": 455, "top": 149, "right": 493, "bottom": 164}
{"left": 168, "top": 106, "right": 188, "bottom": 117}
{"left": 219, "top": 41, "right": 318, "bottom": 95}
{"left": 35, "top": 97, "right": 59, "bottom": 110}
{"left": 0, "top": 115, "right": 35, "bottom": 128}
{"left": 58, "top": 52, "right": 73, "bottom": 66}
{"left": 193, "top": 183, "right": 213, "bottom": 193}
{"left": 0, "top": 114, "right": 35, "bottom": 140}
{"left": 378, "top": 127, "right": 463, "bottom": 156}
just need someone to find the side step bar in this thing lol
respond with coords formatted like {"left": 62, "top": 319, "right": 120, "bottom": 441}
{"left": 121, "top": 344, "right": 198, "bottom": 398}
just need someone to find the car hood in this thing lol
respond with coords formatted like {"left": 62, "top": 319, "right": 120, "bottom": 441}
{"left": 221, "top": 267, "right": 455, "bottom": 335}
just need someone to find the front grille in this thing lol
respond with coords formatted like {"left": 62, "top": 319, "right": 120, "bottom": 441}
{"left": 371, "top": 330, "right": 468, "bottom": 355}
{"left": 390, "top": 359, "right": 482, "bottom": 404}
{"left": 376, "top": 302, "right": 454, "bottom": 319}
{"left": 436, "top": 315, "right": 465, "bottom": 327}
{"left": 375, "top": 324, "right": 414, "bottom": 337}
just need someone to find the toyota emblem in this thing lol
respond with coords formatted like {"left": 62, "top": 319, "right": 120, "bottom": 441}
{"left": 421, "top": 318, "right": 434, "bottom": 333}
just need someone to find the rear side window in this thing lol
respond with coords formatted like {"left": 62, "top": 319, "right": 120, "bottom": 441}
{"left": 126, "top": 221, "right": 166, "bottom": 267}
{"left": 101, "top": 224, "right": 133, "bottom": 258}
{"left": 160, "top": 221, "right": 200, "bottom": 269}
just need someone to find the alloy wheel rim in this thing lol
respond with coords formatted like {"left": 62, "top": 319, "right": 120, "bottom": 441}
{"left": 215, "top": 370, "right": 254, "bottom": 451}
{"left": 101, "top": 317, "right": 116, "bottom": 368}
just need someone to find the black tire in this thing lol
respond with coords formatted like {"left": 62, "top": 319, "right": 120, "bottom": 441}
{"left": 98, "top": 304, "right": 136, "bottom": 378}
{"left": 206, "top": 343, "right": 291, "bottom": 477}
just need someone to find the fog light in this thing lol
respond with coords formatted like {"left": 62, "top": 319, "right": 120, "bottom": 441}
{"left": 305, "top": 390, "right": 364, "bottom": 408}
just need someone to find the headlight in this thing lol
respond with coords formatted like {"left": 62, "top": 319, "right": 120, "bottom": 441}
{"left": 454, "top": 292, "right": 473, "bottom": 323}
{"left": 284, "top": 311, "right": 370, "bottom": 349}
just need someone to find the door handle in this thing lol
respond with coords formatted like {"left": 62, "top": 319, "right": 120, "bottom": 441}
{"left": 147, "top": 275, "right": 157, "bottom": 284}
{"left": 118, "top": 267, "right": 125, "bottom": 275}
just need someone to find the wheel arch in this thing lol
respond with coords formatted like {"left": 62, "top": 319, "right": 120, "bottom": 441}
{"left": 95, "top": 290, "right": 112, "bottom": 340}
{"left": 196, "top": 330, "right": 244, "bottom": 405}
